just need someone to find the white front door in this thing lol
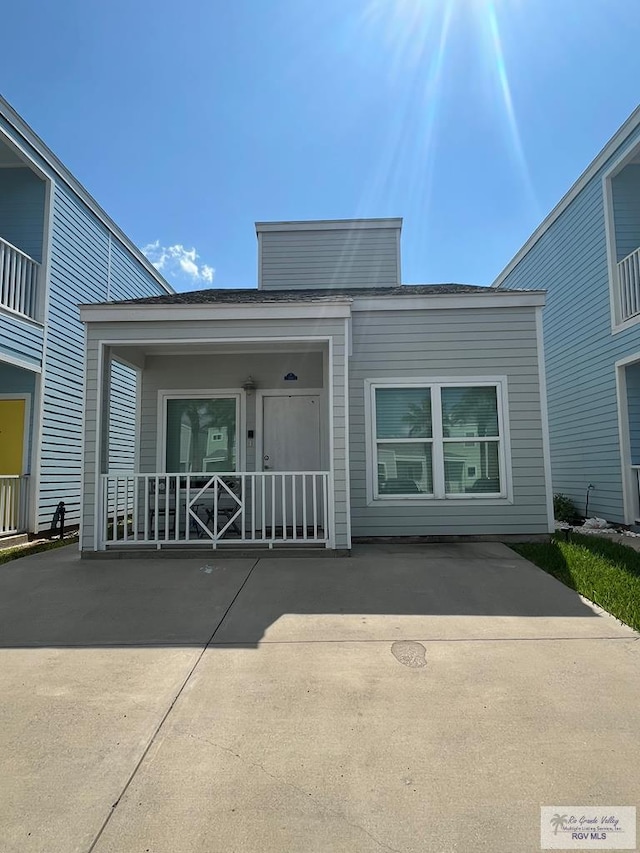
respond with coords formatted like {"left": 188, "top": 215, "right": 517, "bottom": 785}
{"left": 262, "top": 395, "right": 321, "bottom": 472}
{"left": 260, "top": 394, "right": 322, "bottom": 536}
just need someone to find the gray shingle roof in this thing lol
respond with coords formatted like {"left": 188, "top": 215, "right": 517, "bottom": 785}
{"left": 110, "top": 284, "right": 523, "bottom": 306}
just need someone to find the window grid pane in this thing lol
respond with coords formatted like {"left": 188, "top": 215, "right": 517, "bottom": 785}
{"left": 375, "top": 388, "right": 432, "bottom": 439}
{"left": 376, "top": 442, "right": 433, "bottom": 495}
{"left": 444, "top": 440, "right": 500, "bottom": 494}
{"left": 441, "top": 386, "right": 499, "bottom": 438}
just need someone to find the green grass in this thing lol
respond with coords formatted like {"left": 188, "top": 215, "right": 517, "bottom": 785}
{"left": 0, "top": 535, "right": 78, "bottom": 566}
{"left": 512, "top": 533, "right": 640, "bottom": 632}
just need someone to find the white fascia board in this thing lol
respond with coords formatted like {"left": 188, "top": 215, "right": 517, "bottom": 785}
{"left": 255, "top": 218, "right": 403, "bottom": 234}
{"left": 0, "top": 96, "right": 174, "bottom": 296}
{"left": 0, "top": 350, "right": 42, "bottom": 373}
{"left": 79, "top": 302, "right": 353, "bottom": 323}
{"left": 351, "top": 292, "right": 546, "bottom": 311}
{"left": 492, "top": 104, "right": 640, "bottom": 289}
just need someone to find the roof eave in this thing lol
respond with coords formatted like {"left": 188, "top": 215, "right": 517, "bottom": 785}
{"left": 0, "top": 95, "right": 175, "bottom": 296}
{"left": 492, "top": 103, "right": 640, "bottom": 288}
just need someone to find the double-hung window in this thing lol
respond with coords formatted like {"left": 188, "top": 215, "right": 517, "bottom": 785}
{"left": 368, "top": 380, "right": 508, "bottom": 501}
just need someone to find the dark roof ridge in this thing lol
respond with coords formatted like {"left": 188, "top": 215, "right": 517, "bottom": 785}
{"left": 105, "top": 283, "right": 530, "bottom": 307}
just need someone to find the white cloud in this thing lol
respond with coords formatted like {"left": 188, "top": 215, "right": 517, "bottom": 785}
{"left": 142, "top": 240, "right": 215, "bottom": 287}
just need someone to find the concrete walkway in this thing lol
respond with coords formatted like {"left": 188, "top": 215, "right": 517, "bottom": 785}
{"left": 0, "top": 543, "right": 638, "bottom": 853}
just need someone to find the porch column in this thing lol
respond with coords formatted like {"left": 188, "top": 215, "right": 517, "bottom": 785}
{"left": 327, "top": 321, "right": 350, "bottom": 551}
{"left": 80, "top": 335, "right": 112, "bottom": 551}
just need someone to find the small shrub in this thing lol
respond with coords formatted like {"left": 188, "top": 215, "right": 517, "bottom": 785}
{"left": 553, "top": 493, "right": 576, "bottom": 523}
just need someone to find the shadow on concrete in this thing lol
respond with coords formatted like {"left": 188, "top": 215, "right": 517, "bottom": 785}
{"left": 0, "top": 541, "right": 605, "bottom": 649}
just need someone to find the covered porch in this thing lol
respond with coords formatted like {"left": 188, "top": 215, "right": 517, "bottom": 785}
{"left": 80, "top": 305, "right": 350, "bottom": 552}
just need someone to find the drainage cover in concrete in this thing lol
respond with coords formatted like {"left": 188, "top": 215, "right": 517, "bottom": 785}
{"left": 391, "top": 641, "right": 427, "bottom": 668}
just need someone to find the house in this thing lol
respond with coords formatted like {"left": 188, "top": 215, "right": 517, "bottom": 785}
{"left": 79, "top": 217, "right": 551, "bottom": 553}
{"left": 0, "top": 96, "right": 173, "bottom": 539}
{"left": 493, "top": 105, "right": 640, "bottom": 526}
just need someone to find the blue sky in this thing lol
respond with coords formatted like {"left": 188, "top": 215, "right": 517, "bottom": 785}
{"left": 2, "top": 0, "right": 640, "bottom": 291}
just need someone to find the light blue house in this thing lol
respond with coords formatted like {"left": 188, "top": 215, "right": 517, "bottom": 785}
{"left": 0, "top": 97, "right": 173, "bottom": 537}
{"left": 494, "top": 105, "right": 640, "bottom": 525}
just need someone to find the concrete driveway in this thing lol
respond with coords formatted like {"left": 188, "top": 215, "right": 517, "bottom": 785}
{"left": 0, "top": 542, "right": 638, "bottom": 853}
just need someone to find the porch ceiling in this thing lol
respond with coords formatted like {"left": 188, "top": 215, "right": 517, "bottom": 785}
{"left": 0, "top": 137, "right": 27, "bottom": 167}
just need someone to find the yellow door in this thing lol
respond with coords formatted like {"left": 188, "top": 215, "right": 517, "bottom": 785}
{"left": 0, "top": 399, "right": 26, "bottom": 475}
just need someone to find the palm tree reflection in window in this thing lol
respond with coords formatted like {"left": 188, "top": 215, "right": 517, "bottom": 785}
{"left": 167, "top": 398, "right": 237, "bottom": 472}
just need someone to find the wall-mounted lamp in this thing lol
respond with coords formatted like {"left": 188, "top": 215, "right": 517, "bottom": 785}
{"left": 242, "top": 375, "right": 257, "bottom": 394}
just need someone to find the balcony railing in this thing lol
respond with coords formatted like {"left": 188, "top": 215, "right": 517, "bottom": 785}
{"left": 100, "top": 471, "right": 331, "bottom": 549}
{"left": 0, "top": 237, "right": 39, "bottom": 320}
{"left": 0, "top": 475, "right": 30, "bottom": 536}
{"left": 617, "top": 246, "right": 640, "bottom": 322}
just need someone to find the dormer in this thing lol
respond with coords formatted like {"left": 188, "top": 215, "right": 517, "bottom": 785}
{"left": 256, "top": 217, "right": 402, "bottom": 291}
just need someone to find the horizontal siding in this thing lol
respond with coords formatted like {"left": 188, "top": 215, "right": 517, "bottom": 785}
{"left": 0, "top": 310, "right": 44, "bottom": 366}
{"left": 109, "top": 360, "right": 138, "bottom": 471}
{"left": 499, "top": 119, "right": 640, "bottom": 523}
{"left": 612, "top": 164, "right": 640, "bottom": 262}
{"left": 0, "top": 167, "right": 45, "bottom": 262}
{"left": 81, "top": 317, "right": 349, "bottom": 550}
{"left": 260, "top": 227, "right": 399, "bottom": 290}
{"left": 349, "top": 306, "right": 548, "bottom": 537}
{"left": 38, "top": 183, "right": 168, "bottom": 531}
{"left": 108, "top": 239, "right": 167, "bottom": 301}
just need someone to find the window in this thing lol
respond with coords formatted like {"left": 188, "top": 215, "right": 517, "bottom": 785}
{"left": 368, "top": 380, "right": 508, "bottom": 500}
{"left": 165, "top": 396, "right": 238, "bottom": 472}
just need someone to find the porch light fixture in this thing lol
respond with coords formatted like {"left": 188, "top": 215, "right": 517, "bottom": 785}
{"left": 242, "top": 375, "right": 257, "bottom": 393}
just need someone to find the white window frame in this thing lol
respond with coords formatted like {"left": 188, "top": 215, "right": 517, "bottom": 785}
{"left": 157, "top": 389, "right": 245, "bottom": 473}
{"left": 364, "top": 377, "right": 513, "bottom": 506}
{"left": 603, "top": 137, "right": 640, "bottom": 334}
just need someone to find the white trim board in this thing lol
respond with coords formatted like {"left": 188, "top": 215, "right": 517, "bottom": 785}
{"left": 602, "top": 136, "right": 640, "bottom": 334}
{"left": 615, "top": 351, "right": 640, "bottom": 525}
{"left": 343, "top": 317, "right": 352, "bottom": 549}
{"left": 535, "top": 307, "right": 555, "bottom": 532}
{"left": 364, "top": 376, "right": 513, "bottom": 508}
{"left": 351, "top": 292, "right": 545, "bottom": 311}
{"left": 98, "top": 335, "right": 335, "bottom": 348}
{"left": 255, "top": 218, "right": 402, "bottom": 233}
{"left": 0, "top": 351, "right": 42, "bottom": 373}
{"left": 492, "top": 105, "right": 640, "bottom": 289}
{"left": 79, "top": 303, "right": 352, "bottom": 323}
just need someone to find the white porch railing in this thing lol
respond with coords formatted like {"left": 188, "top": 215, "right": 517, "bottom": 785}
{"left": 0, "top": 475, "right": 30, "bottom": 536}
{"left": 617, "top": 246, "right": 640, "bottom": 322}
{"left": 100, "top": 472, "right": 331, "bottom": 549}
{"left": 0, "top": 237, "right": 39, "bottom": 320}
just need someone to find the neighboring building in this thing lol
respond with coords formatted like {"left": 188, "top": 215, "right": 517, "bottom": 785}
{"left": 494, "top": 106, "right": 640, "bottom": 526}
{"left": 0, "top": 97, "right": 173, "bottom": 537}
{"left": 79, "top": 218, "right": 551, "bottom": 553}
